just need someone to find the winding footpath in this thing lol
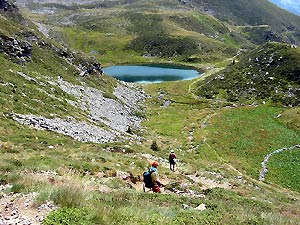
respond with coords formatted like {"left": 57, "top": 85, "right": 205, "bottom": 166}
{"left": 259, "top": 144, "right": 300, "bottom": 181}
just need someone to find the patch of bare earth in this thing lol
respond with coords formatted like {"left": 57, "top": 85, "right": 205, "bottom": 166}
{"left": 187, "top": 174, "right": 232, "bottom": 190}
{"left": 0, "top": 190, "right": 57, "bottom": 225}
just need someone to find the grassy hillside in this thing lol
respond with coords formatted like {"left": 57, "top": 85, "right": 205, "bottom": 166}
{"left": 45, "top": 8, "right": 242, "bottom": 66}
{"left": 11, "top": 1, "right": 253, "bottom": 66}
{"left": 192, "top": 0, "right": 300, "bottom": 43}
{"left": 193, "top": 42, "right": 300, "bottom": 106}
{"left": 15, "top": 0, "right": 300, "bottom": 68}
{"left": 140, "top": 81, "right": 300, "bottom": 224}
{"left": 144, "top": 80, "right": 300, "bottom": 186}
{"left": 0, "top": 20, "right": 117, "bottom": 118}
{"left": 1, "top": 1, "right": 300, "bottom": 224}
{"left": 0, "top": 2, "right": 145, "bottom": 198}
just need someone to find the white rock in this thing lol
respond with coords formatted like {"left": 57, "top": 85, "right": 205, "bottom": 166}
{"left": 195, "top": 203, "right": 206, "bottom": 211}
{"left": 182, "top": 204, "right": 189, "bottom": 209}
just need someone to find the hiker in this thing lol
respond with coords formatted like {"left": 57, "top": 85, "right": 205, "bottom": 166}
{"left": 150, "top": 161, "right": 164, "bottom": 193}
{"left": 169, "top": 150, "right": 177, "bottom": 171}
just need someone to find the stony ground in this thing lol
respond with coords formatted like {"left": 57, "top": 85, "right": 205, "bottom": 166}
{"left": 11, "top": 72, "right": 146, "bottom": 144}
{"left": 0, "top": 149, "right": 235, "bottom": 224}
{"left": 0, "top": 188, "right": 57, "bottom": 225}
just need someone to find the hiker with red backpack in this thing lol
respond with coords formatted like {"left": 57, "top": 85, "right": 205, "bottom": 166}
{"left": 169, "top": 150, "right": 177, "bottom": 171}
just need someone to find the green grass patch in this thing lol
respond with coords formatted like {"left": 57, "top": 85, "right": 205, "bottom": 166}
{"left": 53, "top": 26, "right": 149, "bottom": 66}
{"left": 43, "top": 207, "right": 93, "bottom": 225}
{"left": 2, "top": 4, "right": 300, "bottom": 225}
{"left": 195, "top": 43, "right": 300, "bottom": 106}
{"left": 203, "top": 106, "right": 300, "bottom": 177}
{"left": 267, "top": 149, "right": 300, "bottom": 191}
{"left": 50, "top": 185, "right": 86, "bottom": 208}
{"left": 280, "top": 107, "right": 300, "bottom": 131}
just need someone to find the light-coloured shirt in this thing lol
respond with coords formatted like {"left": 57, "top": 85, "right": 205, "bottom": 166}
{"left": 150, "top": 167, "right": 159, "bottom": 185}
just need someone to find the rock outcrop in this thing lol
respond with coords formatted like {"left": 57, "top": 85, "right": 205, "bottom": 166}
{"left": 54, "top": 48, "right": 104, "bottom": 76}
{"left": 195, "top": 42, "right": 300, "bottom": 106}
{"left": 10, "top": 73, "right": 146, "bottom": 144}
{"left": 0, "top": 0, "right": 24, "bottom": 21}
{"left": 0, "top": 186, "right": 57, "bottom": 225}
{"left": 259, "top": 144, "right": 300, "bottom": 181}
{"left": 0, "top": 0, "right": 17, "bottom": 13}
{"left": 0, "top": 35, "right": 32, "bottom": 64}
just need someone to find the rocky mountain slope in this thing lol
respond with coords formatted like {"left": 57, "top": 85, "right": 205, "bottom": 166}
{"left": 13, "top": 0, "right": 300, "bottom": 66}
{"left": 0, "top": 0, "right": 146, "bottom": 144}
{"left": 191, "top": 0, "right": 300, "bottom": 31}
{"left": 193, "top": 42, "right": 300, "bottom": 106}
{"left": 1, "top": 1, "right": 300, "bottom": 224}
{"left": 186, "top": 0, "right": 300, "bottom": 45}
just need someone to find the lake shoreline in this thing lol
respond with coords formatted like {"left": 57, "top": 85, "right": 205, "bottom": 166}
{"left": 103, "top": 64, "right": 203, "bottom": 83}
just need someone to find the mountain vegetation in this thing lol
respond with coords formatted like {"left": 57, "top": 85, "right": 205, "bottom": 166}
{"left": 1, "top": 0, "right": 300, "bottom": 224}
{"left": 193, "top": 42, "right": 300, "bottom": 106}
{"left": 14, "top": 0, "right": 300, "bottom": 65}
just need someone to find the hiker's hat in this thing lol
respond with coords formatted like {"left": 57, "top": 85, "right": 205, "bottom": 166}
{"left": 152, "top": 161, "right": 159, "bottom": 167}
{"left": 171, "top": 150, "right": 174, "bottom": 153}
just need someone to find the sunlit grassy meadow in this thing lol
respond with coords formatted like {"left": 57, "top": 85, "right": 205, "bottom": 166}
{"left": 1, "top": 1, "right": 300, "bottom": 224}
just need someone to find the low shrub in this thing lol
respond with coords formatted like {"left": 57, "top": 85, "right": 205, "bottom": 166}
{"left": 43, "top": 207, "right": 93, "bottom": 225}
{"left": 50, "top": 185, "right": 85, "bottom": 208}
{"left": 150, "top": 140, "right": 159, "bottom": 151}
{"left": 0, "top": 175, "right": 8, "bottom": 185}
{"left": 11, "top": 183, "right": 25, "bottom": 193}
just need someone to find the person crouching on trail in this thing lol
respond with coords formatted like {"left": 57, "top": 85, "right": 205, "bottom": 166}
{"left": 169, "top": 150, "right": 177, "bottom": 171}
{"left": 150, "top": 161, "right": 164, "bottom": 193}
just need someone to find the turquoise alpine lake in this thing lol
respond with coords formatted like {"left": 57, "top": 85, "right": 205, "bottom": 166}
{"left": 103, "top": 64, "right": 202, "bottom": 83}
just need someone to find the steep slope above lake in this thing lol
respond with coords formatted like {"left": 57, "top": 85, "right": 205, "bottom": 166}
{"left": 193, "top": 42, "right": 300, "bottom": 106}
